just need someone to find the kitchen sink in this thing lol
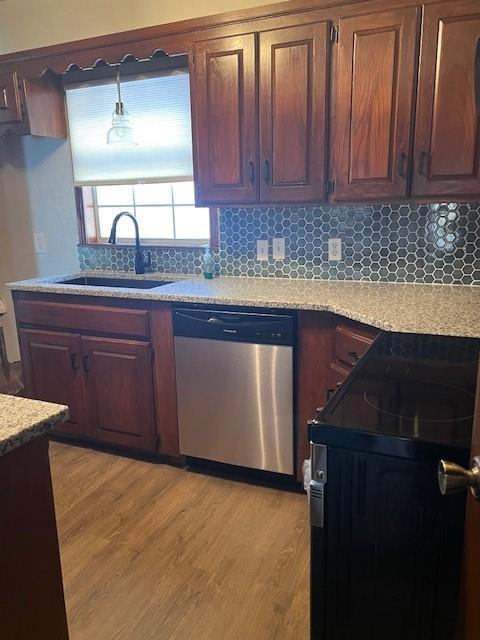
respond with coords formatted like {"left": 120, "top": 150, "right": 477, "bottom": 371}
{"left": 61, "top": 276, "right": 173, "bottom": 289}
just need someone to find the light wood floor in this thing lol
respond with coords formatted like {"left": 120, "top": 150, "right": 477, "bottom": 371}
{"left": 49, "top": 441, "right": 310, "bottom": 640}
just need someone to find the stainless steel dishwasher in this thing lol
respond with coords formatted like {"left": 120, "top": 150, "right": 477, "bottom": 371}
{"left": 173, "top": 307, "right": 294, "bottom": 475}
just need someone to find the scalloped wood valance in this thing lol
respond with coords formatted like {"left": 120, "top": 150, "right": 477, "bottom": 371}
{"left": 15, "top": 32, "right": 191, "bottom": 79}
{"left": 0, "top": 0, "right": 347, "bottom": 80}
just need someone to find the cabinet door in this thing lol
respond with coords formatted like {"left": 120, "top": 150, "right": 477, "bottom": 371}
{"left": 412, "top": 1, "right": 480, "bottom": 197}
{"left": 18, "top": 329, "right": 87, "bottom": 437}
{"left": 0, "top": 71, "right": 22, "bottom": 124}
{"left": 259, "top": 22, "right": 329, "bottom": 202}
{"left": 82, "top": 336, "right": 156, "bottom": 451}
{"left": 333, "top": 8, "right": 419, "bottom": 200}
{"left": 192, "top": 34, "right": 258, "bottom": 204}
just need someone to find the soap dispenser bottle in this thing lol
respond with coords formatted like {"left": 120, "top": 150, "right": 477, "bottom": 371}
{"left": 202, "top": 247, "right": 215, "bottom": 279}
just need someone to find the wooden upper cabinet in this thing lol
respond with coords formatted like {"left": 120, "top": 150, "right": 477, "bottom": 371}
{"left": 412, "top": 0, "right": 480, "bottom": 197}
{"left": 192, "top": 34, "right": 258, "bottom": 204}
{"left": 0, "top": 71, "right": 23, "bottom": 124}
{"left": 333, "top": 8, "right": 419, "bottom": 200}
{"left": 0, "top": 72, "right": 67, "bottom": 138}
{"left": 259, "top": 22, "right": 329, "bottom": 202}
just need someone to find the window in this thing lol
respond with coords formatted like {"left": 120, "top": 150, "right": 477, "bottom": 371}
{"left": 65, "top": 65, "right": 213, "bottom": 246}
{"left": 91, "top": 181, "right": 210, "bottom": 245}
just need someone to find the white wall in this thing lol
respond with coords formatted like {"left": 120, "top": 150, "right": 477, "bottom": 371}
{"left": 0, "top": 137, "right": 79, "bottom": 361}
{"left": 0, "top": 0, "right": 283, "bottom": 360}
{"left": 0, "top": 0, "right": 284, "bottom": 55}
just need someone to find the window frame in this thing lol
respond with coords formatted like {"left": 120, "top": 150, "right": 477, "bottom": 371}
{"left": 76, "top": 185, "right": 219, "bottom": 249}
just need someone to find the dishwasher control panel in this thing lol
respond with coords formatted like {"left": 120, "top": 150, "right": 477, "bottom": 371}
{"left": 173, "top": 308, "right": 294, "bottom": 346}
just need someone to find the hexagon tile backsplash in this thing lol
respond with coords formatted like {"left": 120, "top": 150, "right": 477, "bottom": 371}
{"left": 78, "top": 202, "right": 480, "bottom": 285}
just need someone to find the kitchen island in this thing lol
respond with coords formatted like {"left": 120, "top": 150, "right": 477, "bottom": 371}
{"left": 0, "top": 394, "right": 69, "bottom": 640}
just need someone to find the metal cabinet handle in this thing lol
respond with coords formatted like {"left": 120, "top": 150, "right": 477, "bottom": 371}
{"left": 475, "top": 37, "right": 480, "bottom": 116}
{"left": 418, "top": 150, "right": 429, "bottom": 175}
{"left": 70, "top": 352, "right": 79, "bottom": 370}
{"left": 82, "top": 355, "right": 90, "bottom": 373}
{"left": 248, "top": 161, "right": 255, "bottom": 185}
{"left": 398, "top": 152, "right": 407, "bottom": 179}
{"left": 348, "top": 350, "right": 361, "bottom": 363}
{"left": 263, "top": 160, "right": 270, "bottom": 183}
{"left": 438, "top": 457, "right": 480, "bottom": 500}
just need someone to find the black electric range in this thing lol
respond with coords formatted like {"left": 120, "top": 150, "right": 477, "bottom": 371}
{"left": 313, "top": 331, "right": 479, "bottom": 459}
{"left": 308, "top": 332, "right": 479, "bottom": 640}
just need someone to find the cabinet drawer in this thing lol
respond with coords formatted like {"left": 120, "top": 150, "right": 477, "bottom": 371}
{"left": 0, "top": 71, "right": 23, "bottom": 124}
{"left": 334, "top": 325, "right": 374, "bottom": 368}
{"left": 327, "top": 362, "right": 350, "bottom": 399}
{"left": 15, "top": 299, "right": 150, "bottom": 339}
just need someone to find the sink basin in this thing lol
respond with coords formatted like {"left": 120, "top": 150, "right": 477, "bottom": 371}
{"left": 61, "top": 276, "right": 173, "bottom": 289}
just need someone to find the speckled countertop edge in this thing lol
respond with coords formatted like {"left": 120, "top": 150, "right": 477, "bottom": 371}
{"left": 0, "top": 394, "right": 69, "bottom": 457}
{"left": 7, "top": 271, "right": 480, "bottom": 339}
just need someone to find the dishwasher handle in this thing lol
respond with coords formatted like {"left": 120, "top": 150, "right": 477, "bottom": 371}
{"left": 175, "top": 310, "right": 285, "bottom": 327}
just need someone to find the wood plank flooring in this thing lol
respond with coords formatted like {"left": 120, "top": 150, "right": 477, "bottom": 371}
{"left": 49, "top": 441, "right": 310, "bottom": 640}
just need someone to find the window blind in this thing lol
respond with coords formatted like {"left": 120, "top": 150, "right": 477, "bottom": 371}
{"left": 65, "top": 69, "right": 193, "bottom": 186}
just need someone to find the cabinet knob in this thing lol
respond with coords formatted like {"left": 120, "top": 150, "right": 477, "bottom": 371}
{"left": 438, "top": 457, "right": 480, "bottom": 500}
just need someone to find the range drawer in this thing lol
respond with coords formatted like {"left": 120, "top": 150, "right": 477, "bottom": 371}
{"left": 334, "top": 324, "right": 375, "bottom": 368}
{"left": 15, "top": 299, "right": 150, "bottom": 339}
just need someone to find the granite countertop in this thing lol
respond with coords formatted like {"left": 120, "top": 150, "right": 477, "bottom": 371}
{"left": 0, "top": 394, "right": 69, "bottom": 457}
{"left": 7, "top": 271, "right": 480, "bottom": 339}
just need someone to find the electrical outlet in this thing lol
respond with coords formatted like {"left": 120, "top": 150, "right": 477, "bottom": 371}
{"left": 34, "top": 232, "right": 47, "bottom": 255}
{"left": 272, "top": 238, "right": 286, "bottom": 260}
{"left": 257, "top": 239, "right": 269, "bottom": 261}
{"left": 328, "top": 238, "right": 342, "bottom": 261}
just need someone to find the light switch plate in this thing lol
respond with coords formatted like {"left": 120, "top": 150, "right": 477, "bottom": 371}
{"left": 328, "top": 238, "right": 342, "bottom": 261}
{"left": 257, "top": 239, "right": 269, "bottom": 261}
{"left": 273, "top": 238, "right": 286, "bottom": 260}
{"left": 34, "top": 232, "right": 47, "bottom": 254}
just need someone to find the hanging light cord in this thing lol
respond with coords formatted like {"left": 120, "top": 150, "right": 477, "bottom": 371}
{"left": 116, "top": 67, "right": 122, "bottom": 107}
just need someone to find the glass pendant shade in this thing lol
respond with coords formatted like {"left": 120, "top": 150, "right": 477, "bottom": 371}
{"left": 107, "top": 68, "right": 137, "bottom": 147}
{"left": 107, "top": 104, "right": 137, "bottom": 146}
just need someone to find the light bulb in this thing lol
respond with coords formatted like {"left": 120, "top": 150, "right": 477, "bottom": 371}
{"left": 107, "top": 106, "right": 137, "bottom": 147}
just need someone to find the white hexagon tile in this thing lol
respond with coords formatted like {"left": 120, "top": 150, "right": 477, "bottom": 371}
{"left": 78, "top": 202, "right": 480, "bottom": 285}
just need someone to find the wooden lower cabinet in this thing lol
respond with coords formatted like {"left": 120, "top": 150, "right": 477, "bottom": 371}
{"left": 19, "top": 328, "right": 88, "bottom": 438}
{"left": 19, "top": 329, "right": 156, "bottom": 449}
{"left": 327, "top": 362, "right": 350, "bottom": 398}
{"left": 83, "top": 336, "right": 155, "bottom": 451}
{"left": 15, "top": 293, "right": 163, "bottom": 454}
{"left": 1, "top": 436, "right": 69, "bottom": 639}
{"left": 296, "top": 312, "right": 379, "bottom": 481}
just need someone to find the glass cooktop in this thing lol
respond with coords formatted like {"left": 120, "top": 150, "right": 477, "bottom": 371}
{"left": 317, "top": 333, "right": 479, "bottom": 450}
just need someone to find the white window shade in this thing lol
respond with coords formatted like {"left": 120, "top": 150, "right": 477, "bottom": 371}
{"left": 65, "top": 70, "right": 193, "bottom": 186}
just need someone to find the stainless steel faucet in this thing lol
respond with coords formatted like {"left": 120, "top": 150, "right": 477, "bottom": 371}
{"left": 107, "top": 212, "right": 151, "bottom": 274}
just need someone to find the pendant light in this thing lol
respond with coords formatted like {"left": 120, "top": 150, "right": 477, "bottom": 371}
{"left": 107, "top": 67, "right": 137, "bottom": 146}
